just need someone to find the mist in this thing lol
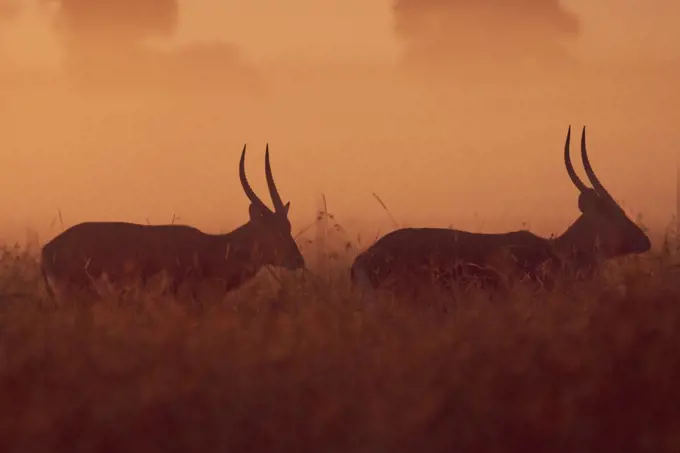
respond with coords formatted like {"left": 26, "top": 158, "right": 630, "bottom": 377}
{"left": 1, "top": 0, "right": 678, "bottom": 251}
{"left": 394, "top": 0, "right": 580, "bottom": 76}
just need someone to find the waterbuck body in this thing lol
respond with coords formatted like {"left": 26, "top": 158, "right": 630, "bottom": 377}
{"left": 351, "top": 228, "right": 558, "bottom": 294}
{"left": 351, "top": 127, "right": 651, "bottom": 295}
{"left": 41, "top": 145, "right": 304, "bottom": 301}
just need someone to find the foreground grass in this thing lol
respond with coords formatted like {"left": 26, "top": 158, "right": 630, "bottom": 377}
{"left": 0, "top": 249, "right": 680, "bottom": 452}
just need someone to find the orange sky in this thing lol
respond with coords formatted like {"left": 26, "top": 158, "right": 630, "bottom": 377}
{"left": 1, "top": 0, "right": 679, "bottom": 251}
{"left": 177, "top": 0, "right": 680, "bottom": 63}
{"left": 5, "top": 0, "right": 680, "bottom": 66}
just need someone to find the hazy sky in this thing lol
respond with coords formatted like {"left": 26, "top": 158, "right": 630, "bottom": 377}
{"left": 6, "top": 0, "right": 680, "bottom": 66}
{"left": 1, "top": 0, "right": 679, "bottom": 249}
{"left": 178, "top": 0, "right": 678, "bottom": 63}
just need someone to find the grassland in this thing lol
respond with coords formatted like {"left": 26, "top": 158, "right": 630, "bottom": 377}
{"left": 1, "top": 231, "right": 680, "bottom": 453}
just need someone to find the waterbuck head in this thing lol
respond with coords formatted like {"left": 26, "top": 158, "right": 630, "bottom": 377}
{"left": 562, "top": 126, "right": 651, "bottom": 260}
{"left": 239, "top": 144, "right": 305, "bottom": 270}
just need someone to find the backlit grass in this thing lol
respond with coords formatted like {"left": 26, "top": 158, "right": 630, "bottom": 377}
{"left": 0, "top": 227, "right": 679, "bottom": 452}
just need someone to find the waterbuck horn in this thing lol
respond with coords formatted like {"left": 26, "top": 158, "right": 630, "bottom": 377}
{"left": 564, "top": 125, "right": 588, "bottom": 193}
{"left": 240, "top": 144, "right": 272, "bottom": 212}
{"left": 580, "top": 126, "right": 615, "bottom": 202}
{"left": 264, "top": 144, "right": 286, "bottom": 213}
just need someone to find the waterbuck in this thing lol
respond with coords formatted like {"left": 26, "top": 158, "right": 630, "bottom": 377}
{"left": 350, "top": 126, "right": 651, "bottom": 296}
{"left": 41, "top": 144, "right": 305, "bottom": 302}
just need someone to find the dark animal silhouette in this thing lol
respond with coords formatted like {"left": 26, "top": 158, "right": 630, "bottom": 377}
{"left": 41, "top": 144, "right": 304, "bottom": 302}
{"left": 351, "top": 126, "right": 650, "bottom": 296}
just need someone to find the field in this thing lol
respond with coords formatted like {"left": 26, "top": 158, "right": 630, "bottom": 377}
{"left": 1, "top": 225, "right": 679, "bottom": 453}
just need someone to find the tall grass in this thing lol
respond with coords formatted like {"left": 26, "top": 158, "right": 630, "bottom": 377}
{"left": 0, "top": 217, "right": 679, "bottom": 453}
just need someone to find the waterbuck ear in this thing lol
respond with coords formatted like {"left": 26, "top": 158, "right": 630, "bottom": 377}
{"left": 249, "top": 204, "right": 268, "bottom": 223}
{"left": 283, "top": 202, "right": 290, "bottom": 216}
{"left": 578, "top": 190, "right": 600, "bottom": 214}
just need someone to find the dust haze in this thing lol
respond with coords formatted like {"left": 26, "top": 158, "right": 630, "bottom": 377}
{"left": 394, "top": 0, "right": 580, "bottom": 75}
{"left": 1, "top": 0, "right": 678, "bottom": 250}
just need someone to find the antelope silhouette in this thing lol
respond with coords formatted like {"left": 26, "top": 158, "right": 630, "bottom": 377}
{"left": 351, "top": 126, "right": 650, "bottom": 295}
{"left": 41, "top": 144, "right": 304, "bottom": 302}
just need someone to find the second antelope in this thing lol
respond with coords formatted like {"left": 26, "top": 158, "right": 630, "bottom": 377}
{"left": 41, "top": 144, "right": 304, "bottom": 302}
{"left": 351, "top": 126, "right": 650, "bottom": 295}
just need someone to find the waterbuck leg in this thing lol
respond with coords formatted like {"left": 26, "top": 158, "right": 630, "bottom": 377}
{"left": 191, "top": 289, "right": 204, "bottom": 313}
{"left": 116, "top": 287, "right": 126, "bottom": 307}
{"left": 117, "top": 285, "right": 136, "bottom": 308}
{"left": 168, "top": 272, "right": 184, "bottom": 298}
{"left": 131, "top": 272, "right": 151, "bottom": 310}
{"left": 70, "top": 278, "right": 100, "bottom": 309}
{"left": 137, "top": 267, "right": 154, "bottom": 296}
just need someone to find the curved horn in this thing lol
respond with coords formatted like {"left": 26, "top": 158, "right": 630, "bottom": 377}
{"left": 564, "top": 125, "right": 588, "bottom": 192}
{"left": 239, "top": 144, "right": 270, "bottom": 211}
{"left": 580, "top": 126, "right": 615, "bottom": 201}
{"left": 264, "top": 144, "right": 286, "bottom": 213}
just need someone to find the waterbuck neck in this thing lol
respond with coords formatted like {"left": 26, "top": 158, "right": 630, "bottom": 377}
{"left": 551, "top": 215, "right": 604, "bottom": 269}
{"left": 212, "top": 222, "right": 269, "bottom": 268}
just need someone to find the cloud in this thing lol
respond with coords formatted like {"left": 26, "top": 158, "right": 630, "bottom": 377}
{"left": 0, "top": 0, "right": 19, "bottom": 21}
{"left": 0, "top": 0, "right": 19, "bottom": 64}
{"left": 168, "top": 41, "right": 257, "bottom": 86}
{"left": 133, "top": 41, "right": 261, "bottom": 97}
{"left": 393, "top": 0, "right": 580, "bottom": 71}
{"left": 35, "top": 1, "right": 257, "bottom": 97}
{"left": 42, "top": 0, "right": 178, "bottom": 50}
{"left": 32, "top": 2, "right": 257, "bottom": 97}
